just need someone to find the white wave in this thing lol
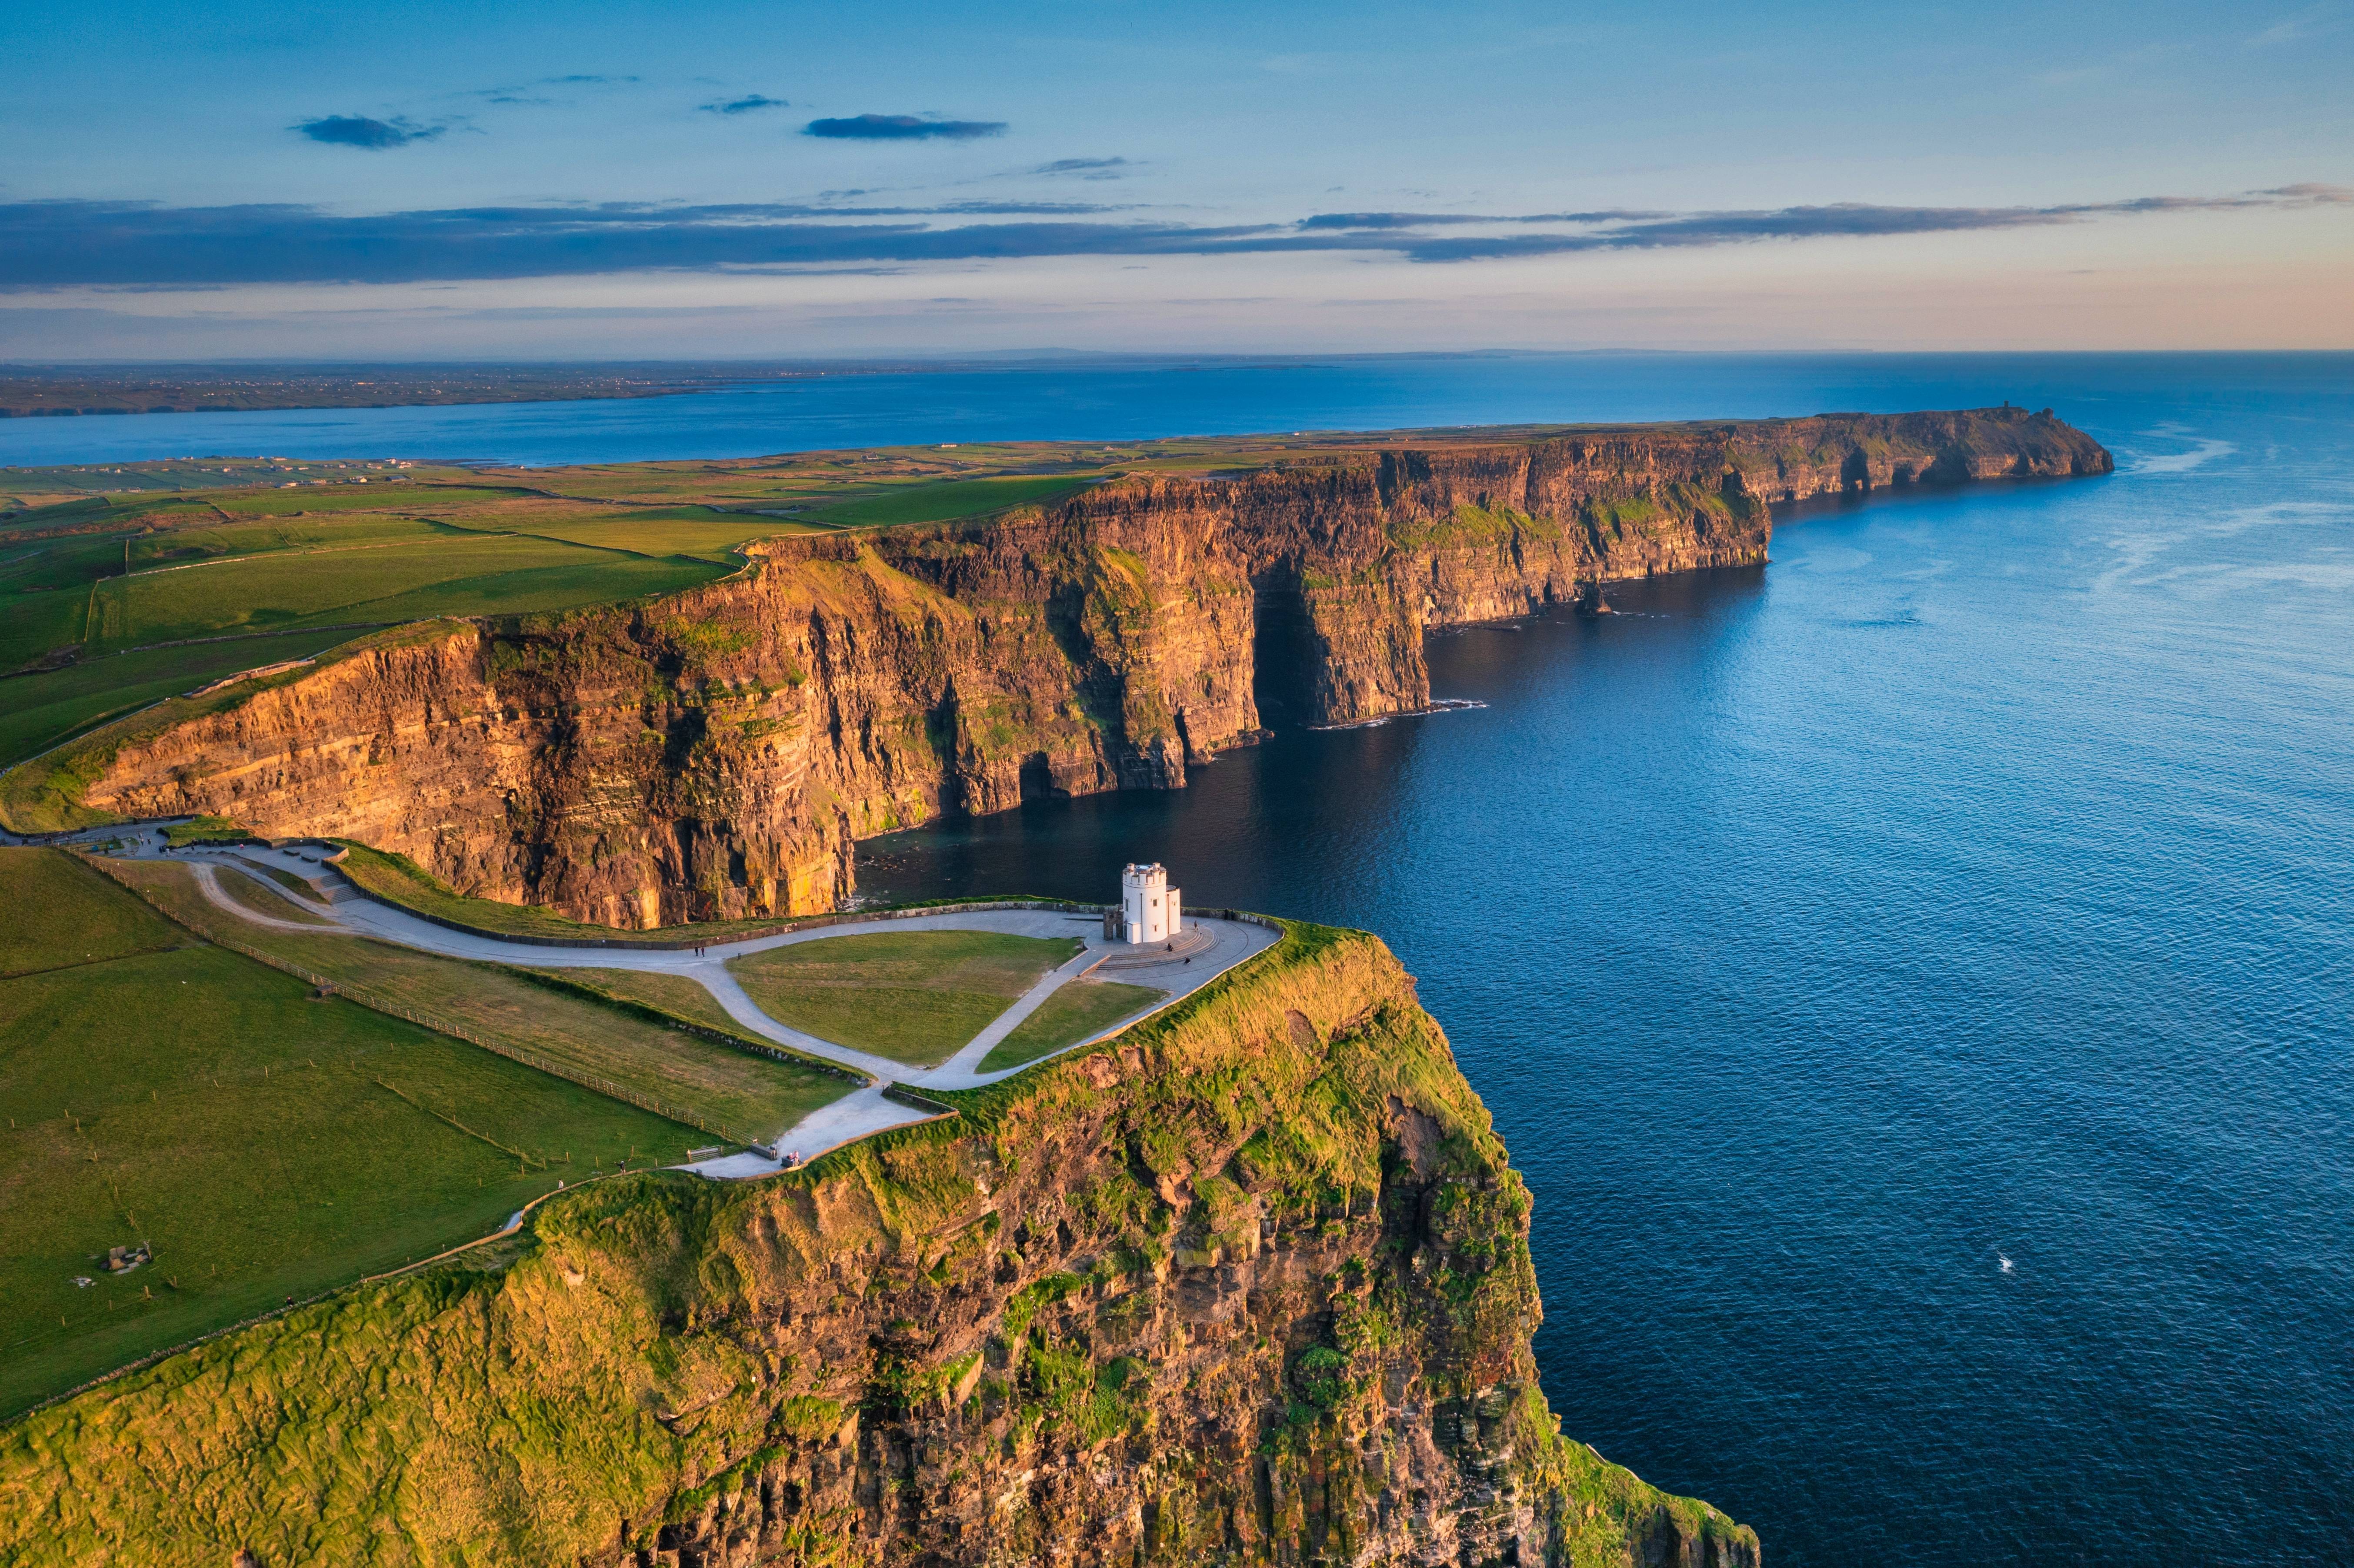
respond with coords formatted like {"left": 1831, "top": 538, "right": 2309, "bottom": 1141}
{"left": 2123, "top": 433, "right": 2236, "bottom": 474}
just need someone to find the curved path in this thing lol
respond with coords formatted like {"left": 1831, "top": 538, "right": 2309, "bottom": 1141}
{"left": 90, "top": 831, "right": 1275, "bottom": 1176}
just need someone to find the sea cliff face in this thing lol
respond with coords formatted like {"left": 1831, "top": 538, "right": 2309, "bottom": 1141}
{"left": 67, "top": 409, "right": 2110, "bottom": 925}
{"left": 0, "top": 922, "right": 1760, "bottom": 1568}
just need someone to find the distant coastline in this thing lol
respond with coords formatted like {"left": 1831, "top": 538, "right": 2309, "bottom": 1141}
{"left": 0, "top": 361, "right": 960, "bottom": 418}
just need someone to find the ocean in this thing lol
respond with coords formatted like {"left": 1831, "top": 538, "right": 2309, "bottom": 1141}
{"left": 13, "top": 352, "right": 2351, "bottom": 1562}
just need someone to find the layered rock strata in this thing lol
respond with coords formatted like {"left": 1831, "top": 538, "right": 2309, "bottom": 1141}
{"left": 70, "top": 409, "right": 2109, "bottom": 925}
{"left": 0, "top": 922, "right": 1760, "bottom": 1568}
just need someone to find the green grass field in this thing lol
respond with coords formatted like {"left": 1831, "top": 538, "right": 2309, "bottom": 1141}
{"left": 111, "top": 860, "right": 850, "bottom": 1146}
{"left": 131, "top": 513, "right": 461, "bottom": 567}
{"left": 0, "top": 585, "right": 90, "bottom": 674}
{"left": 978, "top": 978, "right": 1168, "bottom": 1073}
{"left": 213, "top": 866, "right": 333, "bottom": 925}
{"left": 550, "top": 966, "right": 756, "bottom": 1038}
{"left": 208, "top": 485, "right": 530, "bottom": 517}
{"left": 0, "top": 630, "right": 365, "bottom": 771}
{"left": 83, "top": 533, "right": 727, "bottom": 653}
{"left": 0, "top": 847, "right": 705, "bottom": 1418}
{"left": 0, "top": 849, "right": 186, "bottom": 979}
{"left": 727, "top": 929, "right": 1080, "bottom": 1066}
{"left": 436, "top": 505, "right": 819, "bottom": 559}
{"left": 809, "top": 474, "right": 1095, "bottom": 529}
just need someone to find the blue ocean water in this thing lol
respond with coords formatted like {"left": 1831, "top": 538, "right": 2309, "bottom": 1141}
{"left": 13, "top": 353, "right": 2350, "bottom": 1561}
{"left": 0, "top": 350, "right": 2337, "bottom": 470}
{"left": 841, "top": 355, "right": 2354, "bottom": 1564}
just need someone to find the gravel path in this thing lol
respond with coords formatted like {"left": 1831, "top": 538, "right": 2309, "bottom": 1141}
{"left": 137, "top": 837, "right": 1277, "bottom": 1173}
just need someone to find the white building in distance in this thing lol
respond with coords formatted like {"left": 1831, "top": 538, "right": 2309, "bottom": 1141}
{"left": 1117, "top": 862, "right": 1181, "bottom": 945}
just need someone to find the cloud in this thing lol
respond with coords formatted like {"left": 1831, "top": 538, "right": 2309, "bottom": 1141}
{"left": 805, "top": 114, "right": 1007, "bottom": 141}
{"left": 703, "top": 93, "right": 789, "bottom": 115}
{"left": 292, "top": 115, "right": 444, "bottom": 150}
{"left": 2247, "top": 3, "right": 2342, "bottom": 46}
{"left": 1035, "top": 157, "right": 1130, "bottom": 178}
{"left": 2, "top": 185, "right": 2338, "bottom": 288}
{"left": 1298, "top": 212, "right": 1496, "bottom": 230}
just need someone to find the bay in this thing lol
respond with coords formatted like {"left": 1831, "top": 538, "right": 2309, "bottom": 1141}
{"left": 848, "top": 353, "right": 2354, "bottom": 1565}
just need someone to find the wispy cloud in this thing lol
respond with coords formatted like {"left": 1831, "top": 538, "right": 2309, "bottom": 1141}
{"left": 469, "top": 74, "right": 642, "bottom": 107}
{"left": 2247, "top": 2, "right": 2341, "bottom": 46}
{"left": 3, "top": 185, "right": 2339, "bottom": 288}
{"left": 1301, "top": 188, "right": 2353, "bottom": 258}
{"left": 702, "top": 93, "right": 790, "bottom": 115}
{"left": 291, "top": 115, "right": 446, "bottom": 150}
{"left": 1297, "top": 210, "right": 1664, "bottom": 230}
{"left": 1035, "top": 157, "right": 1130, "bottom": 179}
{"left": 805, "top": 113, "right": 1007, "bottom": 141}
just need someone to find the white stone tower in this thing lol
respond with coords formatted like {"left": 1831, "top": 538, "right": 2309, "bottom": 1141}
{"left": 1119, "top": 862, "right": 1181, "bottom": 945}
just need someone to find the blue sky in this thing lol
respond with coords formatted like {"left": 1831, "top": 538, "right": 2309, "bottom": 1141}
{"left": 2, "top": 0, "right": 2347, "bottom": 356}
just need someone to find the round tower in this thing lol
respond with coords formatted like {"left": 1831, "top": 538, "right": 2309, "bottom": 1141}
{"left": 1119, "top": 862, "right": 1181, "bottom": 945}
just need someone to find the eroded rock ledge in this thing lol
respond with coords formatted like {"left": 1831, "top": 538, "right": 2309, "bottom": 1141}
{"left": 71, "top": 409, "right": 2108, "bottom": 925}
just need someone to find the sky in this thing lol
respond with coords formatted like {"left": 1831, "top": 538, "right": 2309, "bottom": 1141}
{"left": 2, "top": 0, "right": 2349, "bottom": 358}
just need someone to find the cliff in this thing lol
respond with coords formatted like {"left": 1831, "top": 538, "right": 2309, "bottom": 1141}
{"left": 0, "top": 922, "right": 1758, "bottom": 1568}
{"left": 39, "top": 409, "right": 2108, "bottom": 925}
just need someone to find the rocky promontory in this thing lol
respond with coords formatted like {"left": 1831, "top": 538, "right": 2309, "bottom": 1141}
{"left": 0, "top": 920, "right": 1759, "bottom": 1568}
{"left": 38, "top": 408, "right": 2109, "bottom": 926}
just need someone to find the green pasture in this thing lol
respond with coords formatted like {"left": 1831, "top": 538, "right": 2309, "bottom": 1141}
{"left": 207, "top": 484, "right": 529, "bottom": 517}
{"left": 0, "top": 586, "right": 91, "bottom": 675}
{"left": 978, "top": 977, "right": 1167, "bottom": 1073}
{"left": 551, "top": 966, "right": 757, "bottom": 1039}
{"left": 0, "top": 531, "right": 130, "bottom": 596}
{"left": 0, "top": 849, "right": 184, "bottom": 979}
{"left": 0, "top": 848, "right": 702, "bottom": 1418}
{"left": 81, "top": 533, "right": 724, "bottom": 653}
{"left": 0, "top": 629, "right": 364, "bottom": 772}
{"left": 809, "top": 474, "right": 1095, "bottom": 529}
{"left": 213, "top": 866, "right": 333, "bottom": 925}
{"left": 116, "top": 861, "right": 848, "bottom": 1145}
{"left": 441, "top": 505, "right": 815, "bottom": 559}
{"left": 132, "top": 513, "right": 457, "bottom": 568}
{"left": 727, "top": 929, "right": 1080, "bottom": 1066}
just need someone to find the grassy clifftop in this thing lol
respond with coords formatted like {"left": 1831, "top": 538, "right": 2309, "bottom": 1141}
{"left": 0, "top": 918, "right": 1754, "bottom": 1568}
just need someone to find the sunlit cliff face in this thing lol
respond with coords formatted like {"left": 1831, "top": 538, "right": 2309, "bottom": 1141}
{"left": 67, "top": 412, "right": 2107, "bottom": 927}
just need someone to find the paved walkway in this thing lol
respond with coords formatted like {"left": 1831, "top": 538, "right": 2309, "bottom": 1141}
{"left": 135, "top": 836, "right": 1276, "bottom": 1175}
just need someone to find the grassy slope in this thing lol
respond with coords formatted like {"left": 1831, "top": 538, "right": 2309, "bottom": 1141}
{"left": 978, "top": 977, "right": 1166, "bottom": 1072}
{"left": 110, "top": 861, "right": 848, "bottom": 1145}
{"left": 809, "top": 474, "right": 1093, "bottom": 527}
{"left": 727, "top": 929, "right": 1080, "bottom": 1066}
{"left": 0, "top": 920, "right": 1757, "bottom": 1566}
{"left": 0, "top": 848, "right": 701, "bottom": 1418}
{"left": 84, "top": 533, "right": 725, "bottom": 653}
{"left": 550, "top": 967, "right": 759, "bottom": 1039}
{"left": 0, "top": 629, "right": 365, "bottom": 772}
{"left": 212, "top": 865, "right": 333, "bottom": 925}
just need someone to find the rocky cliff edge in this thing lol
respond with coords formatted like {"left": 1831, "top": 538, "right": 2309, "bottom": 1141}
{"left": 0, "top": 920, "right": 1759, "bottom": 1568}
{"left": 16, "top": 409, "right": 2109, "bottom": 925}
